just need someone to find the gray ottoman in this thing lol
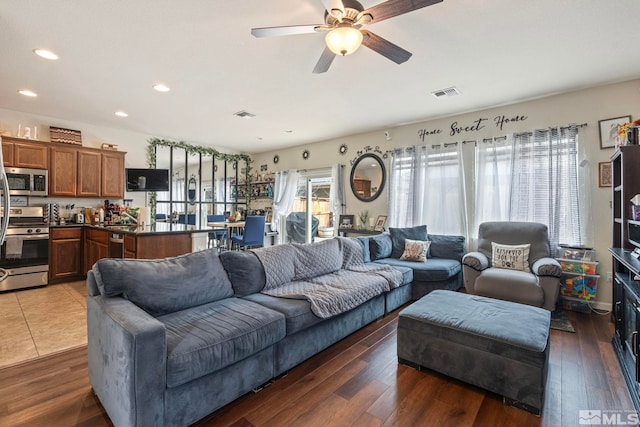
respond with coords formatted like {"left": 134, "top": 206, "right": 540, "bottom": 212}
{"left": 397, "top": 290, "right": 550, "bottom": 415}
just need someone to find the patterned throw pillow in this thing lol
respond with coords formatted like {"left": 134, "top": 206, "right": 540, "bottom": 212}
{"left": 491, "top": 242, "right": 531, "bottom": 272}
{"left": 400, "top": 239, "right": 431, "bottom": 262}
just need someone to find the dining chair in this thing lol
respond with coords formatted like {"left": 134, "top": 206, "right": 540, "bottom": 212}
{"left": 155, "top": 213, "right": 167, "bottom": 221}
{"left": 231, "top": 216, "right": 265, "bottom": 251}
{"left": 207, "top": 214, "right": 227, "bottom": 249}
{"left": 178, "top": 214, "right": 196, "bottom": 225}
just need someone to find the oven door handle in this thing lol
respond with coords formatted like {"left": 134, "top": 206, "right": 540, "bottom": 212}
{"left": 6, "top": 234, "right": 49, "bottom": 240}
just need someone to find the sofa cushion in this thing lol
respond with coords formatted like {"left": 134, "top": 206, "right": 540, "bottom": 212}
{"left": 293, "top": 239, "right": 342, "bottom": 281}
{"left": 374, "top": 257, "right": 461, "bottom": 282}
{"left": 427, "top": 234, "right": 466, "bottom": 261}
{"left": 91, "top": 249, "right": 234, "bottom": 317}
{"left": 219, "top": 250, "right": 266, "bottom": 296}
{"left": 242, "top": 293, "right": 322, "bottom": 335}
{"left": 400, "top": 239, "right": 431, "bottom": 262}
{"left": 253, "top": 244, "right": 297, "bottom": 290}
{"left": 369, "top": 233, "right": 393, "bottom": 261}
{"left": 158, "top": 297, "right": 285, "bottom": 388}
{"left": 390, "top": 225, "right": 428, "bottom": 259}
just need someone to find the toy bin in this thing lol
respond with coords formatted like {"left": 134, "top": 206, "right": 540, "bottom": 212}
{"left": 556, "top": 247, "right": 595, "bottom": 261}
{"left": 560, "top": 296, "right": 591, "bottom": 314}
{"left": 556, "top": 258, "right": 598, "bottom": 275}
{"left": 560, "top": 272, "right": 599, "bottom": 301}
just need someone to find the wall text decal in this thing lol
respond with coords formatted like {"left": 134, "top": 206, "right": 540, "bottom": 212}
{"left": 418, "top": 113, "right": 529, "bottom": 141}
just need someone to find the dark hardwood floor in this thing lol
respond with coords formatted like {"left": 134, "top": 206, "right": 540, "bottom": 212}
{"left": 0, "top": 307, "right": 633, "bottom": 427}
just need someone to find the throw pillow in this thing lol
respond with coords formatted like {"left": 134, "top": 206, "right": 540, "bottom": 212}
{"left": 389, "top": 225, "right": 428, "bottom": 259}
{"left": 491, "top": 242, "right": 531, "bottom": 272}
{"left": 400, "top": 239, "right": 431, "bottom": 262}
{"left": 369, "top": 233, "right": 393, "bottom": 261}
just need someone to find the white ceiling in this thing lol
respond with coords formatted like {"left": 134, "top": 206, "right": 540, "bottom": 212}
{"left": 1, "top": 0, "right": 639, "bottom": 154}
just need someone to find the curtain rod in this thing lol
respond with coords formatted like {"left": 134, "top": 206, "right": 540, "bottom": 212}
{"left": 297, "top": 165, "right": 342, "bottom": 173}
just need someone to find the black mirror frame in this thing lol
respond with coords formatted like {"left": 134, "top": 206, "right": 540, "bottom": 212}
{"left": 350, "top": 153, "right": 386, "bottom": 202}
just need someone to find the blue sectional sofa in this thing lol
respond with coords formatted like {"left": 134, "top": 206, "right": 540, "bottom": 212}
{"left": 86, "top": 231, "right": 464, "bottom": 426}
{"left": 87, "top": 238, "right": 412, "bottom": 426}
{"left": 355, "top": 225, "right": 466, "bottom": 300}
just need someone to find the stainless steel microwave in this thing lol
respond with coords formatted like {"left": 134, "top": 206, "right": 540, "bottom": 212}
{"left": 6, "top": 167, "right": 48, "bottom": 196}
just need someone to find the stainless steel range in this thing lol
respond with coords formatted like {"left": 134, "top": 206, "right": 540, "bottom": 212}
{"left": 0, "top": 206, "right": 48, "bottom": 292}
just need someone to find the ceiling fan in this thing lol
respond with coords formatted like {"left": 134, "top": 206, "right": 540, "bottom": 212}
{"left": 251, "top": 0, "right": 443, "bottom": 73}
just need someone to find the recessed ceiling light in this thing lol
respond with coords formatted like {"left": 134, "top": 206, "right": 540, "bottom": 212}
{"left": 115, "top": 111, "right": 129, "bottom": 117}
{"left": 284, "top": 130, "right": 293, "bottom": 133}
{"left": 33, "top": 49, "right": 59, "bottom": 60}
{"left": 18, "top": 89, "right": 37, "bottom": 97}
{"left": 257, "top": 137, "right": 263, "bottom": 141}
{"left": 153, "top": 83, "right": 170, "bottom": 92}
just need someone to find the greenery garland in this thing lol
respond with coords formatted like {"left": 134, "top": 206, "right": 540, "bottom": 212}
{"left": 146, "top": 138, "right": 254, "bottom": 217}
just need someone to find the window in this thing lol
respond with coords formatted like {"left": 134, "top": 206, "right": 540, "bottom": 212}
{"left": 389, "top": 144, "right": 467, "bottom": 235}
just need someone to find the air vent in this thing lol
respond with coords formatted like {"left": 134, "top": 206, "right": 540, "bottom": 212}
{"left": 432, "top": 87, "right": 460, "bottom": 98}
{"left": 234, "top": 110, "right": 256, "bottom": 119}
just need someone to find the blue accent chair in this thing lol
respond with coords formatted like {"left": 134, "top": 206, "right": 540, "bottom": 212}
{"left": 231, "top": 216, "right": 266, "bottom": 250}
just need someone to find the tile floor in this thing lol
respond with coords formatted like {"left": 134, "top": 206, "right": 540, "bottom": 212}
{"left": 0, "top": 281, "right": 87, "bottom": 369}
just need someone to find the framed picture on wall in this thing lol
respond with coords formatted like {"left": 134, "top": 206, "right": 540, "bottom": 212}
{"left": 339, "top": 214, "right": 354, "bottom": 229}
{"left": 599, "top": 115, "right": 631, "bottom": 149}
{"left": 374, "top": 215, "right": 387, "bottom": 231}
{"left": 598, "top": 162, "right": 612, "bottom": 187}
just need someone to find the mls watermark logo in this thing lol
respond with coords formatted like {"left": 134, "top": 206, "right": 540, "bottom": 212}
{"left": 579, "top": 410, "right": 602, "bottom": 425}
{"left": 579, "top": 409, "right": 640, "bottom": 425}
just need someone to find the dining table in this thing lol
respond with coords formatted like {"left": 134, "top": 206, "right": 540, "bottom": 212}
{"left": 207, "top": 220, "right": 246, "bottom": 250}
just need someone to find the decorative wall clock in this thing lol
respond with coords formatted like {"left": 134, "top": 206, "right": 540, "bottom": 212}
{"left": 339, "top": 144, "right": 348, "bottom": 155}
{"left": 273, "top": 155, "right": 279, "bottom": 164}
{"left": 302, "top": 150, "right": 310, "bottom": 160}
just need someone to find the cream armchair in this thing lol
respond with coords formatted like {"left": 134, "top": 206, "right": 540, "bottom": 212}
{"left": 462, "top": 221, "right": 562, "bottom": 311}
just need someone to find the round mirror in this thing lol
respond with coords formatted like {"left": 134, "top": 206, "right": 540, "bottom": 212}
{"left": 187, "top": 177, "right": 197, "bottom": 205}
{"left": 350, "top": 153, "right": 385, "bottom": 202}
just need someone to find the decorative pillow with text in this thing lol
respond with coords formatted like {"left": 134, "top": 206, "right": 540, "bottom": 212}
{"left": 400, "top": 239, "right": 431, "bottom": 263}
{"left": 491, "top": 242, "right": 531, "bottom": 272}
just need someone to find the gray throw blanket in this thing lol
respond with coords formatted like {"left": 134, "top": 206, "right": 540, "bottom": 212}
{"left": 256, "top": 238, "right": 403, "bottom": 318}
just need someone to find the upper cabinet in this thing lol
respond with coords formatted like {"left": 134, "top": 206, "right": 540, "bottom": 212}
{"left": 101, "top": 151, "right": 125, "bottom": 198}
{"left": 1, "top": 136, "right": 48, "bottom": 169}
{"left": 49, "top": 144, "right": 125, "bottom": 199}
{"left": 77, "top": 150, "right": 101, "bottom": 198}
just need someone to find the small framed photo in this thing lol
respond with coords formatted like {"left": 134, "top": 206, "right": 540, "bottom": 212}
{"left": 599, "top": 115, "right": 631, "bottom": 149}
{"left": 374, "top": 215, "right": 387, "bottom": 231}
{"left": 339, "top": 214, "right": 354, "bottom": 229}
{"left": 598, "top": 162, "right": 612, "bottom": 187}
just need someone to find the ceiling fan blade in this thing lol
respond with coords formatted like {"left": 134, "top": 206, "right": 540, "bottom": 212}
{"left": 251, "top": 25, "right": 326, "bottom": 38}
{"left": 312, "top": 47, "right": 336, "bottom": 74}
{"left": 359, "top": 0, "right": 443, "bottom": 24}
{"left": 321, "top": 0, "right": 346, "bottom": 20}
{"left": 361, "top": 31, "right": 412, "bottom": 64}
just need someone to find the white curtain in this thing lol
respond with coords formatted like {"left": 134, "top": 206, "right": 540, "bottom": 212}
{"left": 329, "top": 164, "right": 345, "bottom": 234}
{"left": 475, "top": 136, "right": 513, "bottom": 227}
{"left": 474, "top": 124, "right": 582, "bottom": 250}
{"left": 509, "top": 125, "right": 581, "bottom": 250}
{"left": 388, "top": 144, "right": 467, "bottom": 236}
{"left": 272, "top": 169, "right": 300, "bottom": 244}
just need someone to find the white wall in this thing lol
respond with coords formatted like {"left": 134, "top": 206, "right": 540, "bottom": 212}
{"left": 250, "top": 79, "right": 640, "bottom": 310}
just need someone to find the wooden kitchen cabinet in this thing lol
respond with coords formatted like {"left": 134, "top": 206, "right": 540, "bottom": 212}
{"left": 49, "top": 145, "right": 126, "bottom": 198}
{"left": 101, "top": 151, "right": 125, "bottom": 198}
{"left": 49, "top": 227, "right": 84, "bottom": 284}
{"left": 1, "top": 137, "right": 48, "bottom": 168}
{"left": 77, "top": 149, "right": 101, "bottom": 197}
{"left": 49, "top": 145, "right": 78, "bottom": 196}
{"left": 84, "top": 227, "right": 109, "bottom": 273}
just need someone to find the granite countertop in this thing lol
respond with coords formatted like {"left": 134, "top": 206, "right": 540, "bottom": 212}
{"left": 50, "top": 222, "right": 212, "bottom": 235}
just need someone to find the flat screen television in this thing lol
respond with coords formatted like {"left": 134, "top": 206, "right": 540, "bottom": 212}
{"left": 126, "top": 168, "right": 169, "bottom": 192}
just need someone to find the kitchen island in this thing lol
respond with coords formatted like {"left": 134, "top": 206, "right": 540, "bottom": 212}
{"left": 49, "top": 222, "right": 212, "bottom": 284}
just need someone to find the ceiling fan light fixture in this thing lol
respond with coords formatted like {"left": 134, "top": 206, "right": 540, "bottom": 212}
{"left": 325, "top": 25, "right": 363, "bottom": 56}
